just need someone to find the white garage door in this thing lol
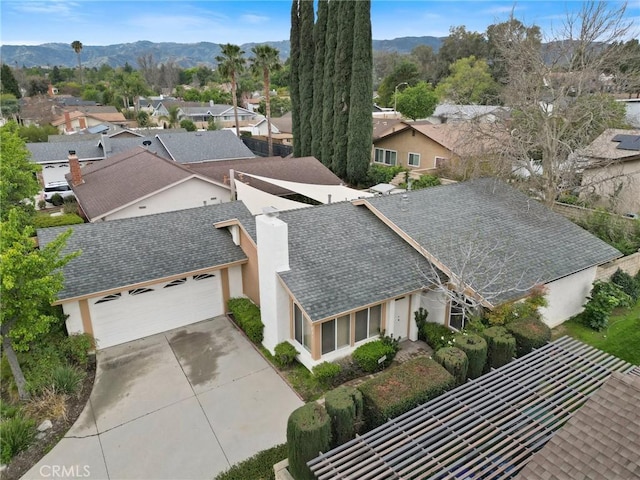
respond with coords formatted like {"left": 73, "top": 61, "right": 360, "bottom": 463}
{"left": 89, "top": 273, "right": 224, "bottom": 349}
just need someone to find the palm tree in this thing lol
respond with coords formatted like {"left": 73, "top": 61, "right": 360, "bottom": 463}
{"left": 215, "top": 44, "right": 246, "bottom": 137}
{"left": 71, "top": 40, "right": 83, "bottom": 85}
{"left": 250, "top": 45, "right": 281, "bottom": 157}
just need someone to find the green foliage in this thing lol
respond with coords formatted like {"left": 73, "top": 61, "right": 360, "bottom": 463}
{"left": 215, "top": 44, "right": 246, "bottom": 136}
{"left": 434, "top": 347, "right": 468, "bottom": 386}
{"left": 51, "top": 365, "right": 85, "bottom": 395}
{"left": 137, "top": 110, "right": 151, "bottom": 127}
{"left": 298, "top": 0, "right": 315, "bottom": 157}
{"left": 50, "top": 193, "right": 64, "bottom": 206}
{"left": 413, "top": 307, "right": 429, "bottom": 332}
{"left": 506, "top": 318, "right": 551, "bottom": 356}
{"left": 352, "top": 340, "right": 396, "bottom": 373}
{"left": 482, "top": 326, "right": 516, "bottom": 370}
{"left": 311, "top": 0, "right": 329, "bottom": 160}
{"left": 16, "top": 124, "right": 59, "bottom": 143}
{"left": 435, "top": 56, "right": 500, "bottom": 104}
{"left": 575, "top": 210, "right": 640, "bottom": 256}
{"left": 32, "top": 213, "right": 84, "bottom": 228}
{"left": 179, "top": 119, "right": 197, "bottom": 131}
{"left": 419, "top": 322, "right": 454, "bottom": 350}
{"left": 358, "top": 358, "right": 454, "bottom": 430}
{"left": 60, "top": 334, "right": 93, "bottom": 367}
{"left": 0, "top": 415, "right": 35, "bottom": 464}
{"left": 286, "top": 403, "right": 331, "bottom": 480}
{"left": 487, "top": 286, "right": 548, "bottom": 326}
{"left": 410, "top": 174, "right": 441, "bottom": 190}
{"left": 0, "top": 64, "right": 21, "bottom": 98}
{"left": 611, "top": 269, "right": 640, "bottom": 303}
{"left": 319, "top": 0, "right": 338, "bottom": 168}
{"left": 580, "top": 281, "right": 632, "bottom": 331}
{"left": 312, "top": 362, "right": 342, "bottom": 387}
{"left": 214, "top": 443, "right": 287, "bottom": 480}
{"left": 273, "top": 341, "right": 299, "bottom": 368}
{"left": 452, "top": 334, "right": 487, "bottom": 379}
{"left": 366, "top": 164, "right": 406, "bottom": 186}
{"left": 377, "top": 61, "right": 420, "bottom": 107}
{"left": 324, "top": 386, "right": 363, "bottom": 448}
{"left": 395, "top": 81, "right": 438, "bottom": 120}
{"left": 227, "top": 297, "right": 264, "bottom": 343}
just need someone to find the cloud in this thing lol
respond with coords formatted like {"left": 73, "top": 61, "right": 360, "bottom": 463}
{"left": 240, "top": 14, "right": 269, "bottom": 24}
{"left": 10, "top": 1, "right": 81, "bottom": 17}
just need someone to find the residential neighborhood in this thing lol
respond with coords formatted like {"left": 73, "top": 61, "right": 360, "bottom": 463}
{"left": 1, "top": 1, "right": 639, "bottom": 480}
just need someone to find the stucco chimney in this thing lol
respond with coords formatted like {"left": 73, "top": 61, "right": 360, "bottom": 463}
{"left": 68, "top": 150, "right": 83, "bottom": 186}
{"left": 64, "top": 111, "right": 72, "bottom": 132}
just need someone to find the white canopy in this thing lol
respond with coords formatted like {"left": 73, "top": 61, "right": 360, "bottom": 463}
{"left": 236, "top": 172, "right": 374, "bottom": 204}
{"left": 234, "top": 180, "right": 311, "bottom": 215}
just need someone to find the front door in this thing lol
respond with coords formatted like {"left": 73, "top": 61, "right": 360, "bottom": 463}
{"left": 394, "top": 297, "right": 410, "bottom": 340}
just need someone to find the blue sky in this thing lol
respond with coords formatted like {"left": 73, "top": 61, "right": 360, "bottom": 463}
{"left": 1, "top": 1, "right": 637, "bottom": 46}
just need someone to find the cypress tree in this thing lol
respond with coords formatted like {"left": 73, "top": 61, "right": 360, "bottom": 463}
{"left": 311, "top": 0, "right": 328, "bottom": 160}
{"left": 346, "top": 0, "right": 373, "bottom": 185}
{"left": 0, "top": 64, "right": 21, "bottom": 98}
{"left": 289, "top": 0, "right": 301, "bottom": 157}
{"left": 332, "top": 0, "right": 355, "bottom": 178}
{"left": 320, "top": 0, "right": 339, "bottom": 168}
{"left": 298, "top": 0, "right": 315, "bottom": 157}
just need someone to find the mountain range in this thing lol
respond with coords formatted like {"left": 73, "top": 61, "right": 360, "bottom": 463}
{"left": 0, "top": 37, "right": 444, "bottom": 69}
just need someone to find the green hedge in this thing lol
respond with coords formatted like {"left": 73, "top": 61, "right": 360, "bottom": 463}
{"left": 214, "top": 443, "right": 287, "bottom": 480}
{"left": 227, "top": 297, "right": 264, "bottom": 343}
{"left": 358, "top": 358, "right": 454, "bottom": 430}
{"left": 312, "top": 362, "right": 342, "bottom": 387}
{"left": 287, "top": 403, "right": 332, "bottom": 480}
{"left": 352, "top": 340, "right": 396, "bottom": 373}
{"left": 33, "top": 213, "right": 84, "bottom": 228}
{"left": 434, "top": 347, "right": 468, "bottom": 386}
{"left": 324, "top": 386, "right": 363, "bottom": 448}
{"left": 453, "top": 334, "right": 487, "bottom": 380}
{"left": 482, "top": 326, "right": 516, "bottom": 370}
{"left": 274, "top": 341, "right": 299, "bottom": 368}
{"left": 419, "top": 322, "right": 454, "bottom": 350}
{"left": 506, "top": 318, "right": 551, "bottom": 357}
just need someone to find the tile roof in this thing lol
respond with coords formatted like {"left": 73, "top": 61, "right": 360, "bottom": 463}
{"left": 37, "top": 202, "right": 253, "bottom": 300}
{"left": 277, "top": 202, "right": 435, "bottom": 322}
{"left": 155, "top": 130, "right": 255, "bottom": 163}
{"left": 365, "top": 178, "right": 621, "bottom": 305}
{"left": 515, "top": 372, "right": 640, "bottom": 480}
{"left": 187, "top": 156, "right": 343, "bottom": 197}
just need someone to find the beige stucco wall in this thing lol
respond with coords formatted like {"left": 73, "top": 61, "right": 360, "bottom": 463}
{"left": 581, "top": 158, "right": 640, "bottom": 214}
{"left": 540, "top": 266, "right": 598, "bottom": 328}
{"left": 63, "top": 301, "right": 83, "bottom": 335}
{"left": 373, "top": 130, "right": 453, "bottom": 170}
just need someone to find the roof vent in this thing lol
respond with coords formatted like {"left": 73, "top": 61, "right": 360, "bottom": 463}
{"left": 142, "top": 140, "right": 152, "bottom": 146}
{"left": 262, "top": 206, "right": 279, "bottom": 218}
{"left": 68, "top": 150, "right": 76, "bottom": 155}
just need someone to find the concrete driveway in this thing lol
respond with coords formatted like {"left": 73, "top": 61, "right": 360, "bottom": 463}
{"left": 22, "top": 316, "right": 303, "bottom": 480}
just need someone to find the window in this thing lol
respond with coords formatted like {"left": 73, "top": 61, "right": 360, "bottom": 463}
{"left": 193, "top": 273, "right": 215, "bottom": 280}
{"left": 321, "top": 315, "right": 351, "bottom": 355}
{"left": 408, "top": 152, "right": 421, "bottom": 167}
{"left": 95, "top": 293, "right": 121, "bottom": 304}
{"left": 129, "top": 287, "right": 154, "bottom": 295}
{"left": 294, "top": 303, "right": 313, "bottom": 352}
{"left": 435, "top": 156, "right": 448, "bottom": 168}
{"left": 374, "top": 148, "right": 397, "bottom": 166}
{"left": 449, "top": 298, "right": 475, "bottom": 330}
{"left": 164, "top": 278, "right": 186, "bottom": 288}
{"left": 355, "top": 305, "right": 382, "bottom": 342}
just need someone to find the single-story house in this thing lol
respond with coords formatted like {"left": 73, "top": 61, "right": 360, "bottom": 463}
{"left": 38, "top": 179, "right": 620, "bottom": 368}
{"left": 52, "top": 107, "right": 130, "bottom": 134}
{"left": 577, "top": 128, "right": 640, "bottom": 215}
{"left": 426, "top": 103, "right": 510, "bottom": 124}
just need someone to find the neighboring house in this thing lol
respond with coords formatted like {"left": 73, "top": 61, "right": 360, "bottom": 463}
{"left": 269, "top": 112, "right": 294, "bottom": 145}
{"left": 241, "top": 117, "right": 281, "bottom": 137}
{"left": 308, "top": 337, "right": 639, "bottom": 479}
{"left": 155, "top": 130, "right": 255, "bottom": 163}
{"left": 153, "top": 100, "right": 258, "bottom": 129}
{"left": 52, "top": 107, "right": 129, "bottom": 134}
{"left": 39, "top": 179, "right": 619, "bottom": 368}
{"left": 577, "top": 129, "right": 640, "bottom": 215}
{"left": 616, "top": 98, "right": 640, "bottom": 128}
{"left": 427, "top": 103, "right": 509, "bottom": 124}
{"left": 372, "top": 118, "right": 402, "bottom": 141}
{"left": 66, "top": 148, "right": 230, "bottom": 222}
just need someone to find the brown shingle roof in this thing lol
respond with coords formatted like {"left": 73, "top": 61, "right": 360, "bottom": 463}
{"left": 52, "top": 109, "right": 127, "bottom": 126}
{"left": 515, "top": 372, "right": 640, "bottom": 480}
{"left": 578, "top": 128, "right": 640, "bottom": 162}
{"left": 270, "top": 111, "right": 292, "bottom": 134}
{"left": 372, "top": 118, "right": 402, "bottom": 140}
{"left": 186, "top": 156, "right": 342, "bottom": 196}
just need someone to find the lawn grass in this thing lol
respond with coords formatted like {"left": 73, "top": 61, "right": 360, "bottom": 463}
{"left": 214, "top": 443, "right": 287, "bottom": 480}
{"left": 552, "top": 301, "right": 640, "bottom": 365}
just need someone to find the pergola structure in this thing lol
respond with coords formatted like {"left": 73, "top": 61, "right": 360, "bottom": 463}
{"left": 308, "top": 336, "right": 635, "bottom": 480}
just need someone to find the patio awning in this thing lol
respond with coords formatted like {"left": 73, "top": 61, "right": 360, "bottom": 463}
{"left": 234, "top": 180, "right": 311, "bottom": 215}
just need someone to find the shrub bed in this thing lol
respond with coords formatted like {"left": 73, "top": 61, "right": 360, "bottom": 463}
{"left": 273, "top": 342, "right": 299, "bottom": 368}
{"left": 214, "top": 444, "right": 287, "bottom": 480}
{"left": 32, "top": 213, "right": 84, "bottom": 228}
{"left": 0, "top": 415, "right": 35, "bottom": 464}
{"left": 312, "top": 362, "right": 342, "bottom": 387}
{"left": 324, "top": 386, "right": 363, "bottom": 448}
{"left": 434, "top": 347, "right": 468, "bottom": 386}
{"left": 358, "top": 358, "right": 454, "bottom": 430}
{"left": 506, "top": 318, "right": 551, "bottom": 357}
{"left": 611, "top": 269, "right": 640, "bottom": 303}
{"left": 227, "top": 297, "right": 264, "bottom": 343}
{"left": 482, "top": 326, "right": 516, "bottom": 370}
{"left": 419, "top": 322, "right": 454, "bottom": 350}
{"left": 287, "top": 403, "right": 331, "bottom": 480}
{"left": 352, "top": 340, "right": 396, "bottom": 373}
{"left": 452, "top": 334, "right": 487, "bottom": 380}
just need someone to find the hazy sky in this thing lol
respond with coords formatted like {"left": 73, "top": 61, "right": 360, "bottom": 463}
{"left": 1, "top": 0, "right": 638, "bottom": 46}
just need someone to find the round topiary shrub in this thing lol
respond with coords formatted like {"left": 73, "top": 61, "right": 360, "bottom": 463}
{"left": 50, "top": 193, "right": 64, "bottom": 206}
{"left": 506, "top": 318, "right": 551, "bottom": 357}
{"left": 482, "top": 326, "right": 516, "bottom": 370}
{"left": 287, "top": 403, "right": 331, "bottom": 480}
{"left": 434, "top": 347, "right": 468, "bottom": 386}
{"left": 352, "top": 340, "right": 396, "bottom": 373}
{"left": 274, "top": 341, "right": 299, "bottom": 368}
{"left": 452, "top": 334, "right": 487, "bottom": 380}
{"left": 324, "top": 386, "right": 363, "bottom": 448}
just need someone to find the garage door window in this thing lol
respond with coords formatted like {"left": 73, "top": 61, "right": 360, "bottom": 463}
{"left": 129, "top": 288, "right": 154, "bottom": 295}
{"left": 193, "top": 273, "right": 215, "bottom": 280}
{"left": 95, "top": 293, "right": 121, "bottom": 304}
{"left": 164, "top": 278, "right": 187, "bottom": 288}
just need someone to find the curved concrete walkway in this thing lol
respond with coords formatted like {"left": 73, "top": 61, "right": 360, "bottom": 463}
{"left": 22, "top": 316, "right": 303, "bottom": 480}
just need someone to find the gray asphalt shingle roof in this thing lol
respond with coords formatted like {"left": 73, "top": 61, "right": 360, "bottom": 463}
{"left": 277, "top": 202, "right": 434, "bottom": 322}
{"left": 37, "top": 202, "right": 254, "bottom": 300}
{"left": 27, "top": 141, "right": 104, "bottom": 163}
{"left": 366, "top": 178, "right": 621, "bottom": 305}
{"left": 156, "top": 130, "right": 255, "bottom": 163}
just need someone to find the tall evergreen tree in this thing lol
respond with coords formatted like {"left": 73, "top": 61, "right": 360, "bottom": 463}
{"left": 311, "top": 0, "right": 328, "bottom": 160}
{"left": 0, "top": 64, "right": 21, "bottom": 98}
{"left": 215, "top": 44, "right": 246, "bottom": 137}
{"left": 332, "top": 0, "right": 356, "bottom": 178}
{"left": 298, "top": 0, "right": 315, "bottom": 156}
{"left": 346, "top": 0, "right": 373, "bottom": 185}
{"left": 289, "top": 0, "right": 301, "bottom": 157}
{"left": 320, "top": 0, "right": 339, "bottom": 168}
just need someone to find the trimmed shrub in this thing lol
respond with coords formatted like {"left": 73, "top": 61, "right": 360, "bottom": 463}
{"left": 420, "top": 322, "right": 454, "bottom": 350}
{"left": 324, "top": 386, "right": 363, "bottom": 448}
{"left": 506, "top": 318, "right": 551, "bottom": 357}
{"left": 51, "top": 365, "right": 85, "bottom": 395}
{"left": 434, "top": 347, "right": 468, "bottom": 386}
{"left": 611, "top": 268, "right": 640, "bottom": 303}
{"left": 273, "top": 342, "right": 299, "bottom": 368}
{"left": 366, "top": 164, "right": 407, "bottom": 186}
{"left": 482, "top": 326, "right": 516, "bottom": 370}
{"left": 227, "top": 297, "right": 264, "bottom": 343}
{"left": 0, "top": 414, "right": 35, "bottom": 464}
{"left": 313, "top": 362, "right": 342, "bottom": 387}
{"left": 411, "top": 174, "right": 441, "bottom": 190}
{"left": 32, "top": 213, "right": 84, "bottom": 228}
{"left": 287, "top": 403, "right": 332, "bottom": 480}
{"left": 50, "top": 193, "right": 64, "bottom": 206}
{"left": 580, "top": 281, "right": 631, "bottom": 331}
{"left": 214, "top": 443, "right": 287, "bottom": 480}
{"left": 358, "top": 358, "right": 454, "bottom": 430}
{"left": 453, "top": 334, "right": 487, "bottom": 380}
{"left": 352, "top": 340, "right": 396, "bottom": 373}
{"left": 413, "top": 307, "right": 429, "bottom": 332}
{"left": 61, "top": 333, "right": 94, "bottom": 367}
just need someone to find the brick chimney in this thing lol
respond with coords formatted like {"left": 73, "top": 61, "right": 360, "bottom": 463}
{"left": 68, "top": 150, "right": 83, "bottom": 186}
{"left": 79, "top": 117, "right": 87, "bottom": 129}
{"left": 64, "top": 111, "right": 72, "bottom": 133}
